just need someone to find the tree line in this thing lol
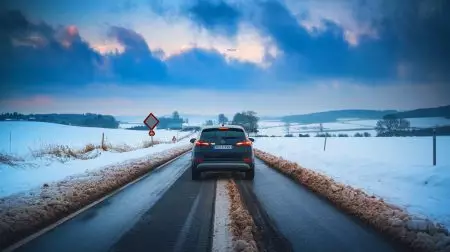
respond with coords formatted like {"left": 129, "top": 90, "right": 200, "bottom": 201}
{"left": 0, "top": 113, "right": 119, "bottom": 128}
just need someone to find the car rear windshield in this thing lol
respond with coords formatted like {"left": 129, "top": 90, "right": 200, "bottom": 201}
{"left": 200, "top": 128, "right": 246, "bottom": 143}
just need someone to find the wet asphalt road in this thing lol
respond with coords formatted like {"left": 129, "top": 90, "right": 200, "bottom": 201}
{"left": 10, "top": 153, "right": 406, "bottom": 252}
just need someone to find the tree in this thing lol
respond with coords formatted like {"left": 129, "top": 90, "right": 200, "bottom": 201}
{"left": 375, "top": 117, "right": 411, "bottom": 136}
{"left": 284, "top": 122, "right": 291, "bottom": 135}
{"left": 218, "top": 114, "right": 228, "bottom": 124}
{"left": 205, "top": 120, "right": 213, "bottom": 126}
{"left": 363, "top": 132, "right": 371, "bottom": 137}
{"left": 172, "top": 111, "right": 180, "bottom": 120}
{"left": 232, "top": 111, "right": 259, "bottom": 134}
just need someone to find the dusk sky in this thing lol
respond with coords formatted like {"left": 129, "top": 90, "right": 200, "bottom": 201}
{"left": 1, "top": 0, "right": 449, "bottom": 116}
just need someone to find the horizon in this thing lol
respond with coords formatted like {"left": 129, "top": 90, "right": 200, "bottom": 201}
{"left": 2, "top": 0, "right": 450, "bottom": 115}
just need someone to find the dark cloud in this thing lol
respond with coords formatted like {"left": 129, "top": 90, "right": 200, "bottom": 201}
{"left": 106, "top": 26, "right": 167, "bottom": 82}
{"left": 0, "top": 10, "right": 261, "bottom": 92}
{"left": 165, "top": 47, "right": 261, "bottom": 88}
{"left": 185, "top": 0, "right": 242, "bottom": 37}
{"left": 254, "top": 1, "right": 397, "bottom": 81}
{"left": 353, "top": 0, "right": 450, "bottom": 82}
{"left": 0, "top": 10, "right": 101, "bottom": 87}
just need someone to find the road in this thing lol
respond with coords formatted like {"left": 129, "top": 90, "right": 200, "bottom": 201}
{"left": 9, "top": 153, "right": 408, "bottom": 252}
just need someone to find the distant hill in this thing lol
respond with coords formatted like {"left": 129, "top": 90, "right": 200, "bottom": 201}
{"left": 0, "top": 113, "right": 119, "bottom": 128}
{"left": 282, "top": 110, "right": 397, "bottom": 124}
{"left": 384, "top": 105, "right": 450, "bottom": 119}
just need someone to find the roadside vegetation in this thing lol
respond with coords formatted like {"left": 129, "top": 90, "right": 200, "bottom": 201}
{"left": 227, "top": 180, "right": 258, "bottom": 252}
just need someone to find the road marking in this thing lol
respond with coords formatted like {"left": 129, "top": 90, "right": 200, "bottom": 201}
{"left": 173, "top": 185, "right": 202, "bottom": 252}
{"left": 3, "top": 152, "right": 190, "bottom": 252}
{"left": 212, "top": 179, "right": 233, "bottom": 252}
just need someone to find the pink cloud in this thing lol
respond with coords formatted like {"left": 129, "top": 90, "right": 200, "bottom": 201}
{"left": 6, "top": 95, "right": 54, "bottom": 108}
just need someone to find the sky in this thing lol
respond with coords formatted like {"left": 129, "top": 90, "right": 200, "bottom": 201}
{"left": 1, "top": 0, "right": 450, "bottom": 117}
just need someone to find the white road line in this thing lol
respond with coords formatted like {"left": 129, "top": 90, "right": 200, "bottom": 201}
{"left": 173, "top": 185, "right": 202, "bottom": 252}
{"left": 212, "top": 179, "right": 233, "bottom": 252}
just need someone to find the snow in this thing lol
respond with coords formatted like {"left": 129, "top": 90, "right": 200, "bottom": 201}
{"left": 0, "top": 121, "right": 195, "bottom": 198}
{"left": 0, "top": 121, "right": 192, "bottom": 157}
{"left": 254, "top": 136, "right": 450, "bottom": 229}
{"left": 256, "top": 117, "right": 450, "bottom": 136}
{"left": 0, "top": 141, "right": 190, "bottom": 198}
{"left": 212, "top": 180, "right": 233, "bottom": 252}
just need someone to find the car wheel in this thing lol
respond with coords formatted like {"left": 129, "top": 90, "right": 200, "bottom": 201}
{"left": 244, "top": 170, "right": 254, "bottom": 180}
{"left": 192, "top": 168, "right": 201, "bottom": 180}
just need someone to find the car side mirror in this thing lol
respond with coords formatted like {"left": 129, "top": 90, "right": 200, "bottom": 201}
{"left": 190, "top": 138, "right": 196, "bottom": 144}
{"left": 248, "top": 138, "right": 254, "bottom": 142}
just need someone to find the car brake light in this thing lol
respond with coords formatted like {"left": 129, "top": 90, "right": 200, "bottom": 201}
{"left": 243, "top": 158, "right": 252, "bottom": 163}
{"left": 195, "top": 140, "right": 210, "bottom": 146}
{"left": 236, "top": 140, "right": 252, "bottom": 146}
{"left": 218, "top": 127, "right": 229, "bottom": 130}
{"left": 195, "top": 157, "right": 204, "bottom": 163}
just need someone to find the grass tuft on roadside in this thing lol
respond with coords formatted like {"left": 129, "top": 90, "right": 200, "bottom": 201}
{"left": 0, "top": 153, "right": 24, "bottom": 166}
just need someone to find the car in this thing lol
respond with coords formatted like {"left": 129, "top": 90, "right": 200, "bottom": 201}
{"left": 189, "top": 125, "right": 255, "bottom": 180}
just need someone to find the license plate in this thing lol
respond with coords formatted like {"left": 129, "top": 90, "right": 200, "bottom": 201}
{"left": 214, "top": 145, "right": 232, "bottom": 150}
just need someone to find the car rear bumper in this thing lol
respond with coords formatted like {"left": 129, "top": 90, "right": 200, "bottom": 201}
{"left": 194, "top": 162, "right": 253, "bottom": 171}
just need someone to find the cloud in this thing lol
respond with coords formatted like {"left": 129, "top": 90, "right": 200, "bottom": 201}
{"left": 0, "top": 10, "right": 102, "bottom": 88}
{"left": 165, "top": 47, "right": 262, "bottom": 88}
{"left": 185, "top": 0, "right": 242, "bottom": 37}
{"left": 0, "top": 10, "right": 263, "bottom": 92}
{"left": 352, "top": 0, "right": 450, "bottom": 82}
{"left": 106, "top": 26, "right": 167, "bottom": 82}
{"left": 152, "top": 0, "right": 450, "bottom": 85}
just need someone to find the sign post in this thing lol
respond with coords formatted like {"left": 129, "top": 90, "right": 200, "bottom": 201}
{"left": 433, "top": 128, "right": 436, "bottom": 166}
{"left": 144, "top": 113, "right": 159, "bottom": 147}
{"left": 320, "top": 123, "right": 327, "bottom": 151}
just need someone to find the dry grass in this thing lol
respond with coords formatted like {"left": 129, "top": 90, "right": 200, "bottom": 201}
{"left": 0, "top": 145, "right": 192, "bottom": 249}
{"left": 30, "top": 143, "right": 101, "bottom": 161}
{"left": 227, "top": 179, "right": 258, "bottom": 252}
{"left": 141, "top": 140, "right": 162, "bottom": 148}
{"left": 255, "top": 149, "right": 450, "bottom": 252}
{"left": 0, "top": 153, "right": 24, "bottom": 166}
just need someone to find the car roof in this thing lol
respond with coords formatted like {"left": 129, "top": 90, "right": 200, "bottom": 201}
{"left": 201, "top": 124, "right": 245, "bottom": 131}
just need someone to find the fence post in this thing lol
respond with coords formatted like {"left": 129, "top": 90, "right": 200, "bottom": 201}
{"left": 9, "top": 131, "right": 12, "bottom": 153}
{"left": 101, "top": 133, "right": 105, "bottom": 150}
{"left": 433, "top": 128, "right": 436, "bottom": 166}
{"left": 323, "top": 135, "right": 327, "bottom": 151}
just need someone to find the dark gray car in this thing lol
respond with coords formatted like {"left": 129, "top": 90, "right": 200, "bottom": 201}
{"left": 189, "top": 125, "right": 255, "bottom": 180}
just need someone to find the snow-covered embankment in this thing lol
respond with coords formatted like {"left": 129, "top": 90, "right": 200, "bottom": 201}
{"left": 0, "top": 144, "right": 192, "bottom": 249}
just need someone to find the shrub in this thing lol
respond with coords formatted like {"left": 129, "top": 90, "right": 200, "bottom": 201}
{"left": 363, "top": 132, "right": 371, "bottom": 137}
{"left": 284, "top": 134, "right": 294, "bottom": 137}
{"left": 299, "top": 134, "right": 310, "bottom": 137}
{"left": 338, "top": 133, "right": 349, "bottom": 137}
{"left": 354, "top": 132, "right": 363, "bottom": 137}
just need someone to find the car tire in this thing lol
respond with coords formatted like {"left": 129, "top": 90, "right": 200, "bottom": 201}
{"left": 244, "top": 170, "right": 254, "bottom": 180}
{"left": 192, "top": 168, "right": 201, "bottom": 180}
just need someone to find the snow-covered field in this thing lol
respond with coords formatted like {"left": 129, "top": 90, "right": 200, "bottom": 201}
{"left": 0, "top": 121, "right": 195, "bottom": 198}
{"left": 0, "top": 121, "right": 192, "bottom": 156}
{"left": 254, "top": 137, "right": 450, "bottom": 228}
{"left": 257, "top": 117, "right": 450, "bottom": 136}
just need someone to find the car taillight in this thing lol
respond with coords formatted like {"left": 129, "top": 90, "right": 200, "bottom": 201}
{"left": 243, "top": 157, "right": 252, "bottom": 163}
{"left": 236, "top": 140, "right": 252, "bottom": 146}
{"left": 195, "top": 140, "right": 210, "bottom": 147}
{"left": 195, "top": 158, "right": 204, "bottom": 163}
